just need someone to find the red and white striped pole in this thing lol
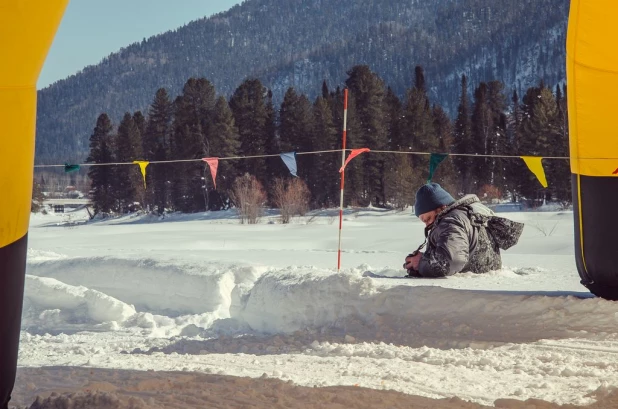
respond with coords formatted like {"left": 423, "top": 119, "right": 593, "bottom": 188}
{"left": 337, "top": 89, "right": 349, "bottom": 272}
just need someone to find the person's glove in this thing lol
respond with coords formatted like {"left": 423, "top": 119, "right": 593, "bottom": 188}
{"left": 403, "top": 251, "right": 422, "bottom": 277}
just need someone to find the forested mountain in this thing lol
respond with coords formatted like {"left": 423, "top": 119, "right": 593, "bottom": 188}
{"left": 35, "top": 0, "right": 569, "bottom": 164}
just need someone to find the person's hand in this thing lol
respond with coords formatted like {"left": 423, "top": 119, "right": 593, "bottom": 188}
{"left": 404, "top": 252, "right": 423, "bottom": 271}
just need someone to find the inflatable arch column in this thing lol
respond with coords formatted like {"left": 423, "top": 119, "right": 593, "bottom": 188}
{"left": 0, "top": 1, "right": 68, "bottom": 406}
{"left": 567, "top": 1, "right": 618, "bottom": 300}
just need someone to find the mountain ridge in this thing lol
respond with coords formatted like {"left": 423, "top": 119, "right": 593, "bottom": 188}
{"left": 35, "top": 0, "right": 569, "bottom": 164}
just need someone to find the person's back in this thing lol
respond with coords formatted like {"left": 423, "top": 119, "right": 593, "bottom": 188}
{"left": 405, "top": 184, "right": 523, "bottom": 278}
{"left": 416, "top": 194, "right": 501, "bottom": 277}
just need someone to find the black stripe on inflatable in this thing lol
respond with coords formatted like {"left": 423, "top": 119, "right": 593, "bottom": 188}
{"left": 0, "top": 234, "right": 27, "bottom": 409}
{"left": 572, "top": 174, "right": 618, "bottom": 300}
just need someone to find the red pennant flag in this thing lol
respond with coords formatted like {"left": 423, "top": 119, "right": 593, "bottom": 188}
{"left": 339, "top": 148, "right": 370, "bottom": 173}
{"left": 613, "top": 168, "right": 618, "bottom": 175}
{"left": 202, "top": 158, "right": 219, "bottom": 189}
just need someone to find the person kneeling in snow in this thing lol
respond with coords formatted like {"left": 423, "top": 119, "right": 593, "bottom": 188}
{"left": 404, "top": 183, "right": 524, "bottom": 278}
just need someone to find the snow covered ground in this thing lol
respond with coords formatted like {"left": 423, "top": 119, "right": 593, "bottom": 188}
{"left": 18, "top": 207, "right": 618, "bottom": 407}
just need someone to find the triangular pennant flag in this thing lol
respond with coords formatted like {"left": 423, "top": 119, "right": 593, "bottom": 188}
{"left": 64, "top": 163, "right": 80, "bottom": 173}
{"left": 202, "top": 158, "right": 219, "bottom": 189}
{"left": 521, "top": 157, "right": 548, "bottom": 188}
{"left": 133, "top": 161, "right": 149, "bottom": 189}
{"left": 428, "top": 153, "right": 448, "bottom": 183}
{"left": 339, "top": 148, "right": 370, "bottom": 173}
{"left": 280, "top": 152, "right": 298, "bottom": 177}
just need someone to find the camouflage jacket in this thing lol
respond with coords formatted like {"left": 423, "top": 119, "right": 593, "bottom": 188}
{"left": 417, "top": 195, "right": 508, "bottom": 277}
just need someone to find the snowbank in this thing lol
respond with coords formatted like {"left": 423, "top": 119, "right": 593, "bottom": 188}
{"left": 20, "top": 209, "right": 618, "bottom": 406}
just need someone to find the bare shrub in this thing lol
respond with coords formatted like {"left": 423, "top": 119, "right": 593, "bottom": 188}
{"left": 478, "top": 184, "right": 502, "bottom": 202}
{"left": 272, "top": 178, "right": 311, "bottom": 224}
{"left": 231, "top": 174, "right": 267, "bottom": 224}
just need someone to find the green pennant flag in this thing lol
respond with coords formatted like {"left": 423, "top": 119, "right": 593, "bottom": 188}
{"left": 64, "top": 163, "right": 80, "bottom": 173}
{"left": 428, "top": 154, "right": 448, "bottom": 183}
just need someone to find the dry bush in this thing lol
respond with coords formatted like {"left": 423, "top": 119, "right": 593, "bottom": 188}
{"left": 478, "top": 184, "right": 502, "bottom": 202}
{"left": 231, "top": 174, "right": 267, "bottom": 224}
{"left": 272, "top": 177, "right": 311, "bottom": 224}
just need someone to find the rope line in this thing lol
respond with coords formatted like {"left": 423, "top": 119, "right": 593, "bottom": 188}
{"left": 33, "top": 149, "right": 615, "bottom": 169}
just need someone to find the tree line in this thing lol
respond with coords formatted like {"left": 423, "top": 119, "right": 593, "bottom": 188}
{"left": 86, "top": 64, "right": 570, "bottom": 216}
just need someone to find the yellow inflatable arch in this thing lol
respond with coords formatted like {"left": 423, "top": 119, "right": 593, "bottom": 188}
{"left": 0, "top": 0, "right": 617, "bottom": 406}
{"left": 0, "top": 1, "right": 69, "bottom": 405}
{"left": 567, "top": 0, "right": 618, "bottom": 300}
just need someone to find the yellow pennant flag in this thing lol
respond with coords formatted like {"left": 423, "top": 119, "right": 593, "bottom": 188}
{"left": 133, "top": 161, "right": 149, "bottom": 189}
{"left": 521, "top": 157, "right": 548, "bottom": 188}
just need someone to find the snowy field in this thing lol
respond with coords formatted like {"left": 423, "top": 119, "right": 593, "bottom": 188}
{"left": 17, "top": 206, "right": 618, "bottom": 407}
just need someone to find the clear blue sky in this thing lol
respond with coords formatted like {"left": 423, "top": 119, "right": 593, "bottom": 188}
{"left": 38, "top": 0, "right": 242, "bottom": 89}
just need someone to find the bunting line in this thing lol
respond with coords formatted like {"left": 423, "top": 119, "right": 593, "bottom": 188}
{"left": 34, "top": 150, "right": 618, "bottom": 169}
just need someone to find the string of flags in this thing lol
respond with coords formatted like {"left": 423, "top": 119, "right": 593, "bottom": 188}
{"left": 41, "top": 148, "right": 616, "bottom": 190}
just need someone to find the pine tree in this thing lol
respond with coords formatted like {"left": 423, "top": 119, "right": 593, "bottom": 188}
{"left": 518, "top": 84, "right": 557, "bottom": 205}
{"left": 432, "top": 105, "right": 458, "bottom": 194}
{"left": 229, "top": 78, "right": 270, "bottom": 188}
{"left": 487, "top": 81, "right": 508, "bottom": 197}
{"left": 552, "top": 84, "right": 571, "bottom": 203}
{"left": 112, "top": 112, "right": 141, "bottom": 212}
{"left": 263, "top": 89, "right": 280, "bottom": 190}
{"left": 170, "top": 78, "right": 217, "bottom": 212}
{"left": 470, "top": 82, "right": 493, "bottom": 193}
{"left": 132, "top": 111, "right": 146, "bottom": 150}
{"left": 345, "top": 65, "right": 388, "bottom": 206}
{"left": 86, "top": 114, "right": 115, "bottom": 214}
{"left": 311, "top": 96, "right": 339, "bottom": 207}
{"left": 402, "top": 66, "right": 436, "bottom": 190}
{"left": 322, "top": 80, "right": 330, "bottom": 100}
{"left": 145, "top": 88, "right": 173, "bottom": 215}
{"left": 208, "top": 96, "right": 241, "bottom": 210}
{"left": 452, "top": 75, "right": 473, "bottom": 195}
{"left": 382, "top": 87, "right": 414, "bottom": 209}
{"left": 279, "top": 88, "right": 315, "bottom": 200}
{"left": 384, "top": 87, "right": 403, "bottom": 151}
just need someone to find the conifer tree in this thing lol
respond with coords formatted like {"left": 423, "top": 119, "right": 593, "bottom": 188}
{"left": 402, "top": 66, "right": 436, "bottom": 190}
{"left": 487, "top": 81, "right": 508, "bottom": 196}
{"left": 383, "top": 87, "right": 414, "bottom": 209}
{"left": 432, "top": 105, "right": 458, "bottom": 194}
{"left": 453, "top": 75, "right": 473, "bottom": 195}
{"left": 145, "top": 88, "right": 173, "bottom": 215}
{"left": 208, "top": 96, "right": 241, "bottom": 210}
{"left": 264, "top": 89, "right": 280, "bottom": 190}
{"left": 322, "top": 80, "right": 330, "bottom": 100}
{"left": 384, "top": 87, "right": 403, "bottom": 151}
{"left": 279, "top": 88, "right": 315, "bottom": 199}
{"left": 345, "top": 65, "right": 388, "bottom": 206}
{"left": 470, "top": 82, "right": 493, "bottom": 193}
{"left": 170, "top": 78, "right": 217, "bottom": 212}
{"left": 517, "top": 84, "right": 557, "bottom": 204}
{"left": 551, "top": 84, "right": 571, "bottom": 203}
{"left": 112, "top": 112, "right": 141, "bottom": 212}
{"left": 311, "top": 96, "right": 339, "bottom": 207}
{"left": 86, "top": 114, "right": 115, "bottom": 214}
{"left": 132, "top": 111, "right": 146, "bottom": 147}
{"left": 229, "top": 78, "right": 269, "bottom": 188}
